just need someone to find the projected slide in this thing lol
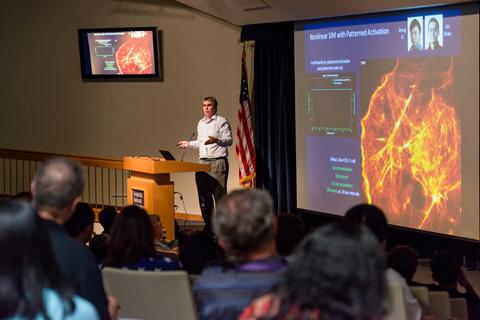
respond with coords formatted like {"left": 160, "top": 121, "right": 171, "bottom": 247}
{"left": 295, "top": 4, "right": 479, "bottom": 240}
{"left": 87, "top": 30, "right": 156, "bottom": 75}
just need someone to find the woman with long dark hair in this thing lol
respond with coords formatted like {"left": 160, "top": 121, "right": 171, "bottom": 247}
{"left": 103, "top": 205, "right": 180, "bottom": 271}
{"left": 240, "top": 222, "right": 386, "bottom": 320}
{"left": 0, "top": 200, "right": 98, "bottom": 319}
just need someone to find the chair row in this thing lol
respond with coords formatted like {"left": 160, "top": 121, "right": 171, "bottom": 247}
{"left": 385, "top": 284, "right": 468, "bottom": 320}
{"left": 410, "top": 286, "right": 468, "bottom": 320}
{"left": 102, "top": 269, "right": 470, "bottom": 320}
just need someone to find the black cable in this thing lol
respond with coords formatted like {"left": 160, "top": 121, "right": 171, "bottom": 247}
{"left": 174, "top": 192, "right": 189, "bottom": 231}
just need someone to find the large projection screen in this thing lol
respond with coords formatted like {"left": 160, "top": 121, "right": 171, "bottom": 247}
{"left": 295, "top": 3, "right": 479, "bottom": 240}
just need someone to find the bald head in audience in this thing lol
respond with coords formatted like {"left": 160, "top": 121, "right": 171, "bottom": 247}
{"left": 32, "top": 157, "right": 84, "bottom": 224}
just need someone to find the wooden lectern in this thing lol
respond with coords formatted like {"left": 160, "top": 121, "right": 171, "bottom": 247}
{"left": 123, "top": 156, "right": 208, "bottom": 241}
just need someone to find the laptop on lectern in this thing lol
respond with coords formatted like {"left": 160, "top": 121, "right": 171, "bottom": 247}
{"left": 158, "top": 150, "right": 175, "bottom": 161}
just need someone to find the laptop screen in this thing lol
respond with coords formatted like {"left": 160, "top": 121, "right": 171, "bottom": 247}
{"left": 158, "top": 150, "right": 175, "bottom": 160}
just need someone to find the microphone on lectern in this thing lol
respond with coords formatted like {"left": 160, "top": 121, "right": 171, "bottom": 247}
{"left": 180, "top": 132, "right": 196, "bottom": 161}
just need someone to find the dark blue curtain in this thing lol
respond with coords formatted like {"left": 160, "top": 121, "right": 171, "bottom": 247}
{"left": 241, "top": 23, "right": 296, "bottom": 213}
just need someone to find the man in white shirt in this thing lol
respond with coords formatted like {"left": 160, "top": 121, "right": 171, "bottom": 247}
{"left": 178, "top": 96, "right": 233, "bottom": 232}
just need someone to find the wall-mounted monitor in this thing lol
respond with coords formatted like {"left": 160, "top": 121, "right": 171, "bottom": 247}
{"left": 78, "top": 27, "right": 161, "bottom": 79}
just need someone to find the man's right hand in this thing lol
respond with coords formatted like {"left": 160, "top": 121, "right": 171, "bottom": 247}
{"left": 177, "top": 141, "right": 189, "bottom": 149}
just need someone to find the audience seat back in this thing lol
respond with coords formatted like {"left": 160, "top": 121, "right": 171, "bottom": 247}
{"left": 385, "top": 282, "right": 407, "bottom": 320}
{"left": 102, "top": 268, "right": 197, "bottom": 320}
{"left": 410, "top": 286, "right": 430, "bottom": 305}
{"left": 428, "top": 291, "right": 451, "bottom": 320}
{"left": 450, "top": 297, "right": 468, "bottom": 320}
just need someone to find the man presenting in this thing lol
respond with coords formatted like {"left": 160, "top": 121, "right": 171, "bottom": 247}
{"left": 178, "top": 96, "right": 232, "bottom": 232}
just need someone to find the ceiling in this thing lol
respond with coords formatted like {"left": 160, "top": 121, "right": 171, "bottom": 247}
{"left": 174, "top": 0, "right": 470, "bottom": 26}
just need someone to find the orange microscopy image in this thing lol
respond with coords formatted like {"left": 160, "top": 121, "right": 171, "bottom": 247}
{"left": 116, "top": 35, "right": 154, "bottom": 74}
{"left": 361, "top": 58, "right": 461, "bottom": 235}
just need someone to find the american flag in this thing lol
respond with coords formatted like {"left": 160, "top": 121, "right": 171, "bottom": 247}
{"left": 235, "top": 47, "right": 256, "bottom": 188}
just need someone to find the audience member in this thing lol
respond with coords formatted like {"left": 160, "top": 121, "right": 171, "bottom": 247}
{"left": 151, "top": 214, "right": 178, "bottom": 251}
{"left": 194, "top": 189, "right": 287, "bottom": 320}
{"left": 89, "top": 233, "right": 110, "bottom": 265}
{"left": 103, "top": 205, "right": 181, "bottom": 271}
{"left": 0, "top": 199, "right": 99, "bottom": 319}
{"left": 275, "top": 213, "right": 306, "bottom": 258}
{"left": 240, "top": 222, "right": 386, "bottom": 319}
{"left": 428, "top": 250, "right": 480, "bottom": 319}
{"left": 344, "top": 203, "right": 422, "bottom": 320}
{"left": 98, "top": 206, "right": 117, "bottom": 235}
{"left": 89, "top": 206, "right": 117, "bottom": 265}
{"left": 64, "top": 202, "right": 95, "bottom": 244}
{"left": 150, "top": 214, "right": 168, "bottom": 249}
{"left": 388, "top": 244, "right": 421, "bottom": 285}
{"left": 32, "top": 157, "right": 115, "bottom": 320}
{"left": 387, "top": 245, "right": 436, "bottom": 319}
{"left": 179, "top": 231, "right": 222, "bottom": 275}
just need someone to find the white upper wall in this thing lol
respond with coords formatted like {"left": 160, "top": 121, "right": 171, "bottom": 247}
{"left": 0, "top": 0, "right": 243, "bottom": 215}
{"left": 175, "top": 0, "right": 469, "bottom": 26}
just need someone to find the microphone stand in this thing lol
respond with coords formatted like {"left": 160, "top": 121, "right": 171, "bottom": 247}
{"left": 180, "top": 132, "right": 196, "bottom": 161}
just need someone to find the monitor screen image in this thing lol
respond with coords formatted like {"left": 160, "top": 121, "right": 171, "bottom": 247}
{"left": 78, "top": 27, "right": 160, "bottom": 79}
